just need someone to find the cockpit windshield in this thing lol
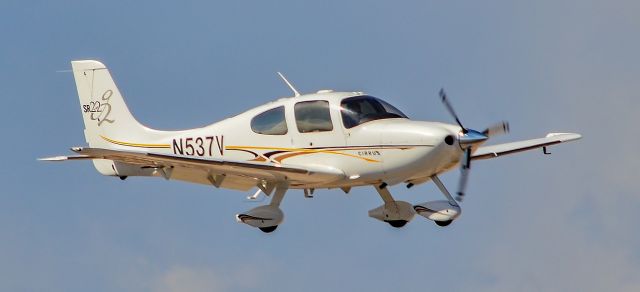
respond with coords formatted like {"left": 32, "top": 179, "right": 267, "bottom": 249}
{"left": 340, "top": 95, "right": 408, "bottom": 129}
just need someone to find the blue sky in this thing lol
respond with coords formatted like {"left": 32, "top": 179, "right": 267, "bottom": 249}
{"left": 1, "top": 1, "right": 639, "bottom": 291}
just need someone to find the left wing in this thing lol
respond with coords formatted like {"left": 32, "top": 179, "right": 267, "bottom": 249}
{"left": 40, "top": 147, "right": 346, "bottom": 190}
{"left": 472, "top": 132, "right": 581, "bottom": 160}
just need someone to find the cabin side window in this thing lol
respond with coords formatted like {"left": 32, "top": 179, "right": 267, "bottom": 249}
{"left": 251, "top": 106, "right": 288, "bottom": 135}
{"left": 294, "top": 100, "right": 333, "bottom": 133}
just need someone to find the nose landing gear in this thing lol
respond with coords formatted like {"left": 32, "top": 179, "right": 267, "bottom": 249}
{"left": 414, "top": 175, "right": 462, "bottom": 227}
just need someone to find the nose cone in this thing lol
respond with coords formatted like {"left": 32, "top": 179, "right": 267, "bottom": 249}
{"left": 458, "top": 129, "right": 488, "bottom": 146}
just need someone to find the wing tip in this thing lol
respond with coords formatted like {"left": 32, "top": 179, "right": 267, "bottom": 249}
{"left": 546, "top": 132, "right": 582, "bottom": 141}
{"left": 38, "top": 154, "right": 91, "bottom": 161}
{"left": 38, "top": 156, "right": 70, "bottom": 161}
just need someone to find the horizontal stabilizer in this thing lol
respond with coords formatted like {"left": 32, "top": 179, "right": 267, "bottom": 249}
{"left": 38, "top": 155, "right": 91, "bottom": 161}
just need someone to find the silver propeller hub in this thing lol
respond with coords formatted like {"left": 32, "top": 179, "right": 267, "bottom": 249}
{"left": 458, "top": 129, "right": 488, "bottom": 146}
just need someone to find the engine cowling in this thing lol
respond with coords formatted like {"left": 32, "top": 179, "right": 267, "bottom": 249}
{"left": 368, "top": 200, "right": 416, "bottom": 224}
{"left": 236, "top": 205, "right": 284, "bottom": 228}
{"left": 413, "top": 200, "right": 461, "bottom": 222}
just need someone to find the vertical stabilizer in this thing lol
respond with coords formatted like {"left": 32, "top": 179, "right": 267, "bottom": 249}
{"left": 71, "top": 60, "right": 153, "bottom": 148}
{"left": 71, "top": 60, "right": 168, "bottom": 175}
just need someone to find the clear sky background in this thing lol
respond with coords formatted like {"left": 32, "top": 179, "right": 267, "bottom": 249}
{"left": 1, "top": 1, "right": 639, "bottom": 291}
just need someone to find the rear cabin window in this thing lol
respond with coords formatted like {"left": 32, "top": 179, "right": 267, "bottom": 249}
{"left": 294, "top": 100, "right": 333, "bottom": 133}
{"left": 251, "top": 106, "right": 288, "bottom": 135}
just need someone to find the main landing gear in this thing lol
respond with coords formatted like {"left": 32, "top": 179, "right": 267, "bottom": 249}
{"left": 236, "top": 182, "right": 288, "bottom": 233}
{"left": 368, "top": 183, "right": 416, "bottom": 228}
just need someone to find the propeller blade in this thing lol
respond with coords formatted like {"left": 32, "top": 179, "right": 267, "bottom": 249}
{"left": 482, "top": 121, "right": 510, "bottom": 137}
{"left": 439, "top": 88, "right": 467, "bottom": 133}
{"left": 456, "top": 148, "right": 472, "bottom": 202}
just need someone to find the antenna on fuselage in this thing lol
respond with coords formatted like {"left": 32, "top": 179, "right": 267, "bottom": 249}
{"left": 277, "top": 72, "right": 301, "bottom": 97}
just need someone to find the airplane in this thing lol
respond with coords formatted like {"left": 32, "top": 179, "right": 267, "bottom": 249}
{"left": 41, "top": 60, "right": 581, "bottom": 233}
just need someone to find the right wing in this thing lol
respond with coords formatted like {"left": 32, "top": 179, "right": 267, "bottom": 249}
{"left": 472, "top": 133, "right": 581, "bottom": 161}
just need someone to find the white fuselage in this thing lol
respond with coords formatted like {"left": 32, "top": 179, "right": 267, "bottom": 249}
{"left": 117, "top": 91, "right": 464, "bottom": 189}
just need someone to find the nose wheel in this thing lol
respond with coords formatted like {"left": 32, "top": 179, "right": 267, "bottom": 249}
{"left": 413, "top": 175, "right": 462, "bottom": 227}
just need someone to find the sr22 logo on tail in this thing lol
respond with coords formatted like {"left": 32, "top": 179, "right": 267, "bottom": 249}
{"left": 82, "top": 90, "right": 114, "bottom": 126}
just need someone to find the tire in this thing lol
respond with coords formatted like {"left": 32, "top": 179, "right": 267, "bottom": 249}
{"left": 435, "top": 220, "right": 453, "bottom": 227}
{"left": 259, "top": 226, "right": 278, "bottom": 233}
{"left": 387, "top": 220, "right": 408, "bottom": 228}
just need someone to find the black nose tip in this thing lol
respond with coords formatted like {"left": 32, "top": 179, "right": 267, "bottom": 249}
{"left": 444, "top": 135, "right": 455, "bottom": 145}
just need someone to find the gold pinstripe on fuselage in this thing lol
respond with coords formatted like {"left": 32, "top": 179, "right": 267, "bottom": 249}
{"left": 100, "top": 135, "right": 429, "bottom": 163}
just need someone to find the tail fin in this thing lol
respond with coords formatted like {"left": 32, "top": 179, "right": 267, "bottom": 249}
{"left": 71, "top": 60, "right": 159, "bottom": 147}
{"left": 71, "top": 60, "right": 168, "bottom": 176}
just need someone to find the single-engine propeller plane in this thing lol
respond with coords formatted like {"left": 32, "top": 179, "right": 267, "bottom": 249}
{"left": 41, "top": 60, "right": 581, "bottom": 233}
